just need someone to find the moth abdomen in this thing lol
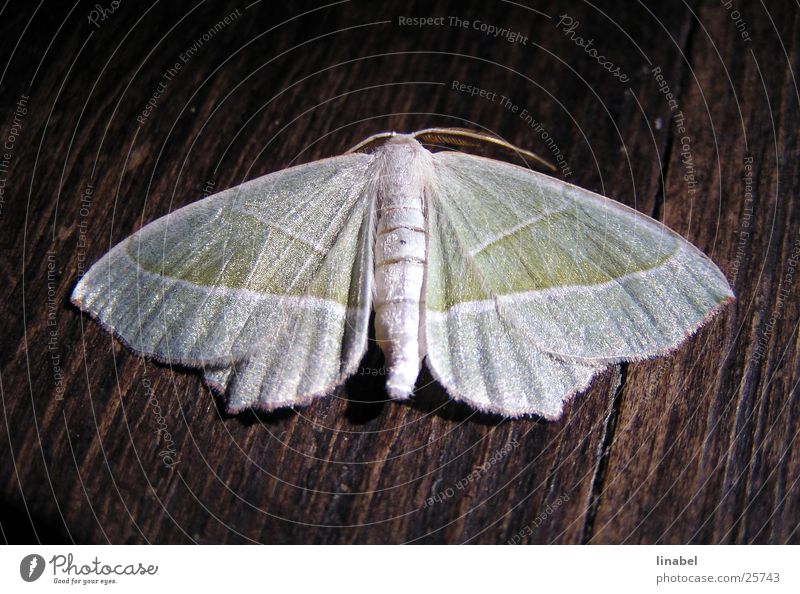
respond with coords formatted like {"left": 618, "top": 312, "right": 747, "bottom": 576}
{"left": 373, "top": 137, "right": 431, "bottom": 400}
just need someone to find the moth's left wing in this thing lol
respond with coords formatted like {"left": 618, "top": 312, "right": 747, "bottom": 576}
{"left": 73, "top": 153, "right": 376, "bottom": 412}
{"left": 423, "top": 152, "right": 732, "bottom": 418}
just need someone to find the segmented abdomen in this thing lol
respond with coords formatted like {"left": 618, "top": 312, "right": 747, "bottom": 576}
{"left": 373, "top": 167, "right": 427, "bottom": 399}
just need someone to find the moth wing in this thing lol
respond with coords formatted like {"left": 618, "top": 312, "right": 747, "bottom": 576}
{"left": 423, "top": 152, "right": 732, "bottom": 418}
{"left": 73, "top": 153, "right": 376, "bottom": 412}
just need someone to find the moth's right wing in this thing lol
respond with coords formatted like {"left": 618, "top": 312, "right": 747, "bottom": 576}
{"left": 423, "top": 152, "right": 732, "bottom": 419}
{"left": 72, "top": 153, "right": 377, "bottom": 412}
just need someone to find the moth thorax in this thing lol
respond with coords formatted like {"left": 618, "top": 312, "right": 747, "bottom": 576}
{"left": 375, "top": 141, "right": 431, "bottom": 210}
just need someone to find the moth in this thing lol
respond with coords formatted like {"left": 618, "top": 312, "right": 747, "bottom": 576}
{"left": 72, "top": 128, "right": 733, "bottom": 419}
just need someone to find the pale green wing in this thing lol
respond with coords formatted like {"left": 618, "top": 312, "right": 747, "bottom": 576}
{"left": 72, "top": 153, "right": 376, "bottom": 412}
{"left": 424, "top": 195, "right": 604, "bottom": 418}
{"left": 423, "top": 152, "right": 732, "bottom": 417}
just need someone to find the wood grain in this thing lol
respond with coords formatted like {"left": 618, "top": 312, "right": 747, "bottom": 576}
{"left": 0, "top": 0, "right": 797, "bottom": 544}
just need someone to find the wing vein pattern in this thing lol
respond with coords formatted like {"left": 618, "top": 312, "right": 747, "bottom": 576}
{"left": 423, "top": 152, "right": 732, "bottom": 418}
{"left": 72, "top": 153, "right": 377, "bottom": 412}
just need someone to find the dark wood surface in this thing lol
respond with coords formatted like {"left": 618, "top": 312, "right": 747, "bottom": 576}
{"left": 1, "top": 0, "right": 798, "bottom": 544}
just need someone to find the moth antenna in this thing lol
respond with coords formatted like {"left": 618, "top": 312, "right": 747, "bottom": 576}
{"left": 345, "top": 131, "right": 397, "bottom": 154}
{"left": 412, "top": 127, "right": 557, "bottom": 172}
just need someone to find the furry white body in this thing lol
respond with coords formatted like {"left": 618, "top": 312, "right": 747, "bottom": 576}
{"left": 372, "top": 136, "right": 432, "bottom": 398}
